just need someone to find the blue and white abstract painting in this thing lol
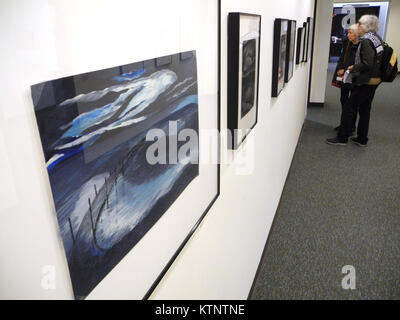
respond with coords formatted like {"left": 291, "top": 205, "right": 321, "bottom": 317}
{"left": 31, "top": 52, "right": 199, "bottom": 299}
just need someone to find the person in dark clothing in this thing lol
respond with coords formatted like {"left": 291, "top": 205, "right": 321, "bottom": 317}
{"left": 327, "top": 15, "right": 382, "bottom": 147}
{"left": 331, "top": 24, "right": 360, "bottom": 133}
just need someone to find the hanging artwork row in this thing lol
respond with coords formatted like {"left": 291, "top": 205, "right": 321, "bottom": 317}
{"left": 29, "top": 7, "right": 313, "bottom": 299}
{"left": 299, "top": 17, "right": 313, "bottom": 64}
{"left": 285, "top": 20, "right": 297, "bottom": 83}
{"left": 272, "top": 17, "right": 313, "bottom": 97}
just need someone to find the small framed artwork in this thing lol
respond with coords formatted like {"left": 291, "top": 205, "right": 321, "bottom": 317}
{"left": 285, "top": 20, "right": 297, "bottom": 83}
{"left": 302, "top": 21, "right": 309, "bottom": 62}
{"left": 228, "top": 12, "right": 261, "bottom": 149}
{"left": 306, "top": 17, "right": 313, "bottom": 62}
{"left": 271, "top": 18, "right": 288, "bottom": 97}
{"left": 296, "top": 27, "right": 304, "bottom": 65}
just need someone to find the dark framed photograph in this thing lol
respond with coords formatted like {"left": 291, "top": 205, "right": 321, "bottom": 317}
{"left": 271, "top": 18, "right": 288, "bottom": 97}
{"left": 306, "top": 17, "right": 314, "bottom": 62}
{"left": 296, "top": 27, "right": 304, "bottom": 65}
{"left": 285, "top": 20, "right": 297, "bottom": 82}
{"left": 227, "top": 12, "right": 261, "bottom": 149}
{"left": 302, "top": 21, "right": 309, "bottom": 62}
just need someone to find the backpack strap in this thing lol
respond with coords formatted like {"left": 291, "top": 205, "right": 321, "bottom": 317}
{"left": 390, "top": 51, "right": 397, "bottom": 66}
{"left": 362, "top": 32, "right": 384, "bottom": 54}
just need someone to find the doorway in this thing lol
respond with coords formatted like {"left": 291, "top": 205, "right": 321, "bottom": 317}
{"left": 329, "top": 1, "right": 390, "bottom": 62}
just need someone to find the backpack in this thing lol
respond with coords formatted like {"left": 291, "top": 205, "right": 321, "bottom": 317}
{"left": 380, "top": 43, "right": 398, "bottom": 82}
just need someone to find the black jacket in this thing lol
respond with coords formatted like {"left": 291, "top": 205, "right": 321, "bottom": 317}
{"left": 338, "top": 40, "right": 358, "bottom": 70}
{"left": 332, "top": 40, "right": 358, "bottom": 87}
{"left": 352, "top": 33, "right": 383, "bottom": 86}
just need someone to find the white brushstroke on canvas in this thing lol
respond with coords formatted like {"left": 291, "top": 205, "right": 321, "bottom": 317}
{"left": 55, "top": 116, "right": 147, "bottom": 150}
{"left": 94, "top": 155, "right": 191, "bottom": 249}
{"left": 46, "top": 153, "right": 65, "bottom": 168}
{"left": 59, "top": 70, "right": 176, "bottom": 107}
{"left": 166, "top": 77, "right": 193, "bottom": 96}
{"left": 118, "top": 71, "right": 177, "bottom": 119}
{"left": 60, "top": 173, "right": 108, "bottom": 255}
{"left": 55, "top": 70, "right": 177, "bottom": 150}
{"left": 171, "top": 81, "right": 197, "bottom": 99}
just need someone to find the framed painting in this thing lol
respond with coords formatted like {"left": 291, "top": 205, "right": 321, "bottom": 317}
{"left": 271, "top": 18, "right": 288, "bottom": 97}
{"left": 296, "top": 27, "right": 304, "bottom": 65}
{"left": 30, "top": 46, "right": 220, "bottom": 299}
{"left": 285, "top": 20, "right": 297, "bottom": 83}
{"left": 227, "top": 12, "right": 261, "bottom": 149}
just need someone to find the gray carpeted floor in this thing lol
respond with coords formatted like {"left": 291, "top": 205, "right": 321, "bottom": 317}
{"left": 250, "top": 64, "right": 400, "bottom": 300}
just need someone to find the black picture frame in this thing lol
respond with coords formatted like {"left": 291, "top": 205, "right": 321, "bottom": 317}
{"left": 302, "top": 21, "right": 309, "bottom": 62}
{"left": 285, "top": 20, "right": 297, "bottom": 82}
{"left": 271, "top": 18, "right": 288, "bottom": 97}
{"left": 296, "top": 27, "right": 304, "bottom": 65}
{"left": 306, "top": 17, "right": 313, "bottom": 62}
{"left": 228, "top": 12, "right": 261, "bottom": 149}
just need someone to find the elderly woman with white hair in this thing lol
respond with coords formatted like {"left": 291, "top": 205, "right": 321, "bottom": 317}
{"left": 327, "top": 15, "right": 383, "bottom": 147}
{"left": 332, "top": 23, "right": 360, "bottom": 133}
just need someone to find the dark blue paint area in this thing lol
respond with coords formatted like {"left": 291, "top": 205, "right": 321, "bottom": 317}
{"left": 31, "top": 52, "right": 199, "bottom": 299}
{"left": 113, "top": 69, "right": 146, "bottom": 81}
{"left": 60, "top": 104, "right": 113, "bottom": 139}
{"left": 47, "top": 146, "right": 85, "bottom": 171}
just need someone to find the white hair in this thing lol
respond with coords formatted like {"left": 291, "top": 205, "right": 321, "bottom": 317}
{"left": 358, "top": 15, "right": 379, "bottom": 33}
{"left": 348, "top": 24, "right": 359, "bottom": 36}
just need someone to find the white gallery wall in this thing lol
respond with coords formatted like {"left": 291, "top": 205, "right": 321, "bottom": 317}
{"left": 0, "top": 0, "right": 314, "bottom": 299}
{"left": 385, "top": 0, "right": 400, "bottom": 58}
{"left": 153, "top": 0, "right": 315, "bottom": 299}
{"left": 310, "top": 0, "right": 334, "bottom": 104}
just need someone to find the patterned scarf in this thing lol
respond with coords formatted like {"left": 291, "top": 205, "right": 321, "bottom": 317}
{"left": 355, "top": 32, "right": 383, "bottom": 65}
